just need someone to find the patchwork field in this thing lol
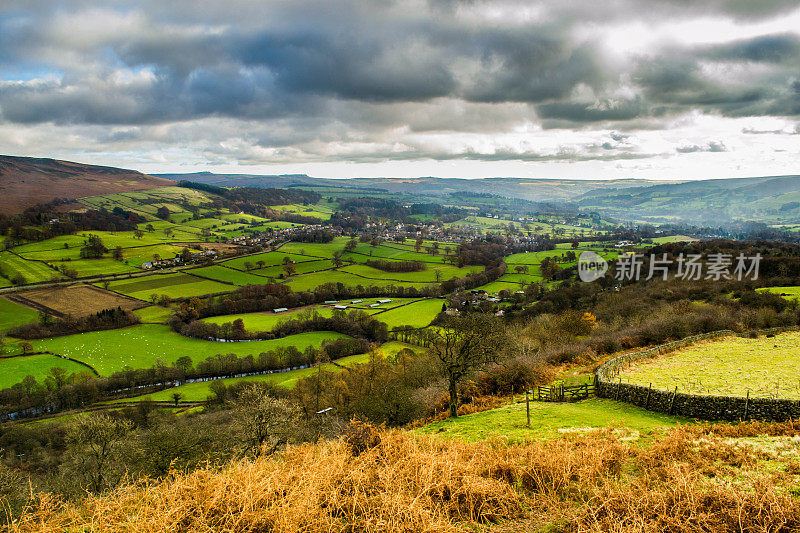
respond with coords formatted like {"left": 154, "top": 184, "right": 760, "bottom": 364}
{"left": 103, "top": 273, "right": 233, "bottom": 300}
{"left": 617, "top": 331, "right": 800, "bottom": 399}
{"left": 7, "top": 284, "right": 145, "bottom": 318}
{"left": 26, "top": 324, "right": 350, "bottom": 375}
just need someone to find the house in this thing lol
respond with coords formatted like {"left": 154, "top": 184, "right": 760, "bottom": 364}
{"left": 141, "top": 262, "right": 153, "bottom": 269}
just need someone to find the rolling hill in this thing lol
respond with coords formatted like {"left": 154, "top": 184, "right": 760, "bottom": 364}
{"left": 0, "top": 155, "right": 174, "bottom": 214}
{"left": 577, "top": 175, "right": 800, "bottom": 225}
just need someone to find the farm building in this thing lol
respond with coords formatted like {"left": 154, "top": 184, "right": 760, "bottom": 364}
{"left": 273, "top": 307, "right": 288, "bottom": 313}
{"left": 378, "top": 299, "right": 392, "bottom": 304}
{"left": 334, "top": 305, "right": 348, "bottom": 310}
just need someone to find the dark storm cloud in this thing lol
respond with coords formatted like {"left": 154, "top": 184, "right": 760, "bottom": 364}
{"left": 1, "top": 0, "right": 800, "bottom": 165}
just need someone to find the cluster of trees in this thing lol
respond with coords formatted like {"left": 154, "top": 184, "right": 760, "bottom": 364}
{"left": 8, "top": 307, "right": 140, "bottom": 340}
{"left": 364, "top": 259, "right": 425, "bottom": 272}
{"left": 1, "top": 201, "right": 140, "bottom": 245}
{"left": 177, "top": 310, "right": 389, "bottom": 345}
{"left": 455, "top": 237, "right": 509, "bottom": 266}
{"left": 289, "top": 228, "right": 335, "bottom": 243}
{"left": 440, "top": 262, "right": 507, "bottom": 293}
{"left": 79, "top": 234, "right": 108, "bottom": 259}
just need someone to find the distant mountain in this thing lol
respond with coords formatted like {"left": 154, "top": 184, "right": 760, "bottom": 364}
{"left": 154, "top": 172, "right": 666, "bottom": 203}
{"left": 0, "top": 155, "right": 174, "bottom": 214}
{"left": 578, "top": 175, "right": 800, "bottom": 225}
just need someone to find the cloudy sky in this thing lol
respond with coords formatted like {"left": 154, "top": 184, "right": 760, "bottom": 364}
{"left": 1, "top": 0, "right": 799, "bottom": 180}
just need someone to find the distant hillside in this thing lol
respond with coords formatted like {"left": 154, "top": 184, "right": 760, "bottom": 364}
{"left": 155, "top": 172, "right": 666, "bottom": 203}
{"left": 0, "top": 155, "right": 174, "bottom": 214}
{"left": 578, "top": 175, "right": 800, "bottom": 225}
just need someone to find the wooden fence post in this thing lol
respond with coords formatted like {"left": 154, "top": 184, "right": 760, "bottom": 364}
{"left": 645, "top": 383, "right": 652, "bottom": 409}
{"left": 526, "top": 390, "right": 530, "bottom": 427}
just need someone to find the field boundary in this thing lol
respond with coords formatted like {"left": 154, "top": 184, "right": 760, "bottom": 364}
{"left": 596, "top": 326, "right": 800, "bottom": 421}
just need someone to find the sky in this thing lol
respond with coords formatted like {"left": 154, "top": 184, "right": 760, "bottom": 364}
{"left": 1, "top": 0, "right": 799, "bottom": 180}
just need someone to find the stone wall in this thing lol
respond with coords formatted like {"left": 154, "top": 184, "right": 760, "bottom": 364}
{"left": 595, "top": 326, "right": 800, "bottom": 422}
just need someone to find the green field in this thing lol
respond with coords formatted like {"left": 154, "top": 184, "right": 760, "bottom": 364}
{"left": 285, "top": 270, "right": 430, "bottom": 291}
{"left": 0, "top": 353, "right": 93, "bottom": 390}
{"left": 27, "top": 324, "right": 349, "bottom": 375}
{"left": 418, "top": 398, "right": 685, "bottom": 441}
{"left": 221, "top": 251, "right": 312, "bottom": 270}
{"left": 132, "top": 305, "right": 173, "bottom": 324}
{"left": 0, "top": 296, "right": 40, "bottom": 332}
{"left": 617, "top": 331, "right": 800, "bottom": 399}
{"left": 188, "top": 265, "right": 269, "bottom": 286}
{"left": 0, "top": 251, "right": 60, "bottom": 284}
{"left": 758, "top": 286, "right": 800, "bottom": 300}
{"left": 104, "top": 273, "right": 233, "bottom": 300}
{"left": 373, "top": 299, "right": 443, "bottom": 329}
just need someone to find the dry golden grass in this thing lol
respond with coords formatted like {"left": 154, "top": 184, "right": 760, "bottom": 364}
{"left": 7, "top": 421, "right": 800, "bottom": 532}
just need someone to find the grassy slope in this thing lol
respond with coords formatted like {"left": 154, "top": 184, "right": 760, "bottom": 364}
{"left": 617, "top": 331, "right": 800, "bottom": 399}
{"left": 0, "top": 296, "right": 40, "bottom": 332}
{"left": 0, "top": 353, "right": 91, "bottom": 390}
{"left": 419, "top": 398, "right": 686, "bottom": 441}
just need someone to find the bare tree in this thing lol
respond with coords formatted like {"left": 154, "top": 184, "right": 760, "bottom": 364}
{"left": 67, "top": 413, "right": 133, "bottom": 492}
{"left": 232, "top": 385, "right": 302, "bottom": 457}
{"left": 425, "top": 314, "right": 506, "bottom": 417}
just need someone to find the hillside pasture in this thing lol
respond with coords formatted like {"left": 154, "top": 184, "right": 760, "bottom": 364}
{"left": 221, "top": 251, "right": 311, "bottom": 271}
{"left": 27, "top": 324, "right": 350, "bottom": 375}
{"left": 103, "top": 273, "right": 233, "bottom": 300}
{"left": 0, "top": 251, "right": 60, "bottom": 284}
{"left": 617, "top": 331, "right": 800, "bottom": 399}
{"left": 188, "top": 265, "right": 270, "bottom": 286}
{"left": 372, "top": 298, "right": 444, "bottom": 329}
{"left": 0, "top": 353, "right": 92, "bottom": 390}
{"left": 418, "top": 398, "right": 684, "bottom": 441}
{"left": 285, "top": 270, "right": 430, "bottom": 292}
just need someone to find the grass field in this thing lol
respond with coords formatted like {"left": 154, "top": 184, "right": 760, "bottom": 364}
{"left": 418, "top": 398, "right": 685, "bottom": 441}
{"left": 758, "top": 286, "right": 800, "bottom": 300}
{"left": 104, "top": 273, "right": 233, "bottom": 300}
{"left": 373, "top": 299, "right": 443, "bottom": 329}
{"left": 0, "top": 251, "right": 60, "bottom": 284}
{"left": 27, "top": 324, "right": 350, "bottom": 375}
{"left": 0, "top": 353, "right": 93, "bottom": 390}
{"left": 188, "top": 265, "right": 269, "bottom": 286}
{"left": 285, "top": 270, "right": 430, "bottom": 291}
{"left": 221, "top": 251, "right": 311, "bottom": 270}
{"left": 617, "top": 331, "right": 800, "bottom": 399}
{"left": 133, "top": 305, "right": 173, "bottom": 323}
{"left": 0, "top": 296, "right": 40, "bottom": 332}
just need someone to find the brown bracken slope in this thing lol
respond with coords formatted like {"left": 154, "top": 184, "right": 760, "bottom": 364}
{"left": 0, "top": 155, "right": 174, "bottom": 214}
